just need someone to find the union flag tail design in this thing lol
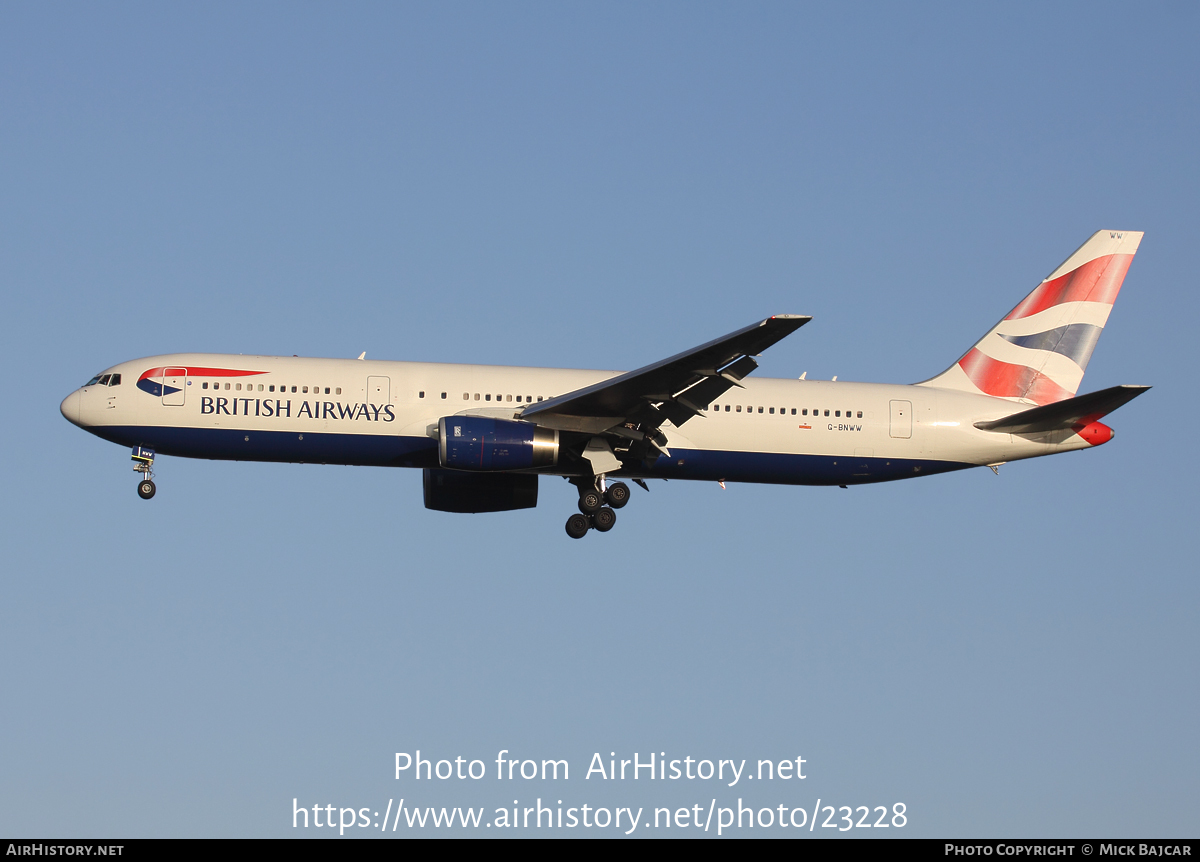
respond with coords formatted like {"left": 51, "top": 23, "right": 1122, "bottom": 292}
{"left": 920, "top": 230, "right": 1143, "bottom": 405}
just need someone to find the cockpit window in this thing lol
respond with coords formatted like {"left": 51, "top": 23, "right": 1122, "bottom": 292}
{"left": 85, "top": 374, "right": 103, "bottom": 386}
{"left": 98, "top": 374, "right": 112, "bottom": 385}
{"left": 108, "top": 373, "right": 121, "bottom": 386}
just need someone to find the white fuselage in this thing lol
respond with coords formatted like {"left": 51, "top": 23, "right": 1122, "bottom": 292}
{"left": 60, "top": 353, "right": 1102, "bottom": 487}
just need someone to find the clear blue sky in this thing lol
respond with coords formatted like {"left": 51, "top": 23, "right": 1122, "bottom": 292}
{"left": 1, "top": 2, "right": 1196, "bottom": 837}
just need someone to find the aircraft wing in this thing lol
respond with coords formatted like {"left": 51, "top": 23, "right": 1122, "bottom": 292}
{"left": 520, "top": 315, "right": 811, "bottom": 435}
{"left": 974, "top": 384, "right": 1150, "bottom": 434}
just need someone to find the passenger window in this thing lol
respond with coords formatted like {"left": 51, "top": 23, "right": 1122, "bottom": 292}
{"left": 516, "top": 395, "right": 522, "bottom": 403}
{"left": 725, "top": 405, "right": 730, "bottom": 412}
{"left": 485, "top": 394, "right": 491, "bottom": 401}
{"left": 419, "top": 391, "right": 425, "bottom": 398}
{"left": 824, "top": 410, "right": 829, "bottom": 417}
{"left": 463, "top": 393, "right": 469, "bottom": 400}
{"left": 324, "top": 387, "right": 330, "bottom": 394}
{"left": 506, "top": 395, "right": 512, "bottom": 402}
{"left": 202, "top": 382, "right": 209, "bottom": 390}
{"left": 441, "top": 392, "right": 447, "bottom": 399}
{"left": 537, "top": 396, "right": 543, "bottom": 402}
{"left": 835, "top": 411, "right": 840, "bottom": 417}
{"left": 475, "top": 394, "right": 480, "bottom": 401}
{"left": 758, "top": 406, "right": 763, "bottom": 413}
{"left": 527, "top": 396, "right": 532, "bottom": 402}
{"left": 301, "top": 386, "right": 306, "bottom": 393}
{"left": 769, "top": 407, "right": 775, "bottom": 414}
{"left": 857, "top": 411, "right": 863, "bottom": 418}
{"left": 791, "top": 408, "right": 796, "bottom": 415}
{"left": 238, "top": 384, "right": 244, "bottom": 391}
{"left": 336, "top": 388, "right": 342, "bottom": 395}
{"left": 269, "top": 385, "right": 275, "bottom": 392}
{"left": 736, "top": 405, "right": 742, "bottom": 412}
{"left": 225, "top": 383, "right": 231, "bottom": 390}
{"left": 291, "top": 386, "right": 296, "bottom": 393}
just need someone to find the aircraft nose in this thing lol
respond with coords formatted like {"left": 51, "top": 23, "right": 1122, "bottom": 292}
{"left": 60, "top": 390, "right": 82, "bottom": 427}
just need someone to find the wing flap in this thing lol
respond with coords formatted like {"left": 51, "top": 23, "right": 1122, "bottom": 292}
{"left": 521, "top": 315, "right": 810, "bottom": 432}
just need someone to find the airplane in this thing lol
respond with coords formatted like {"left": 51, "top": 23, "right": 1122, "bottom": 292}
{"left": 61, "top": 229, "right": 1149, "bottom": 539}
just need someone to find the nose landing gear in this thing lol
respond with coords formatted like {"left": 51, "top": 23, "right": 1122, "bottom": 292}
{"left": 132, "top": 446, "right": 156, "bottom": 500}
{"left": 564, "top": 476, "right": 631, "bottom": 538}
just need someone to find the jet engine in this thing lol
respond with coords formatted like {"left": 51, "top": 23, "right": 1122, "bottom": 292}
{"left": 437, "top": 416, "right": 558, "bottom": 471}
{"left": 423, "top": 469, "right": 538, "bottom": 513}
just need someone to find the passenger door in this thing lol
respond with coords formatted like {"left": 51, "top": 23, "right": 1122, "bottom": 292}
{"left": 162, "top": 367, "right": 187, "bottom": 406}
{"left": 889, "top": 400, "right": 911, "bottom": 438}
{"left": 367, "top": 376, "right": 390, "bottom": 407}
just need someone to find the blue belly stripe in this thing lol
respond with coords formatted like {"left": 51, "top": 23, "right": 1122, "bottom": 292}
{"left": 90, "top": 425, "right": 440, "bottom": 468}
{"left": 86, "top": 425, "right": 972, "bottom": 486}
{"left": 636, "top": 448, "right": 970, "bottom": 485}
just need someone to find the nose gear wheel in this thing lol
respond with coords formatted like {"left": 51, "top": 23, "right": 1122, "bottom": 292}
{"left": 132, "top": 446, "right": 157, "bottom": 500}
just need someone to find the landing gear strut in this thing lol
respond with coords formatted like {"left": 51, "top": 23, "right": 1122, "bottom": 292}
{"left": 132, "top": 446, "right": 156, "bottom": 500}
{"left": 565, "top": 475, "right": 628, "bottom": 539}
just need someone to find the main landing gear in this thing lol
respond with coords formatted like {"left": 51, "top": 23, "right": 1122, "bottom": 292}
{"left": 132, "top": 446, "right": 156, "bottom": 500}
{"left": 564, "top": 477, "right": 631, "bottom": 539}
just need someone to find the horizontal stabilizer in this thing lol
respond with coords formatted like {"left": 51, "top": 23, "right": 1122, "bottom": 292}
{"left": 974, "top": 384, "right": 1150, "bottom": 434}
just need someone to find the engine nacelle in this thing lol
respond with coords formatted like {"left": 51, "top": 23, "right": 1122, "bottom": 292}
{"left": 438, "top": 416, "right": 558, "bottom": 471}
{"left": 423, "top": 469, "right": 538, "bottom": 513}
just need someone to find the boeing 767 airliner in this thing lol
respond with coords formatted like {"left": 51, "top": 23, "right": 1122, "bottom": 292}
{"left": 61, "top": 230, "right": 1149, "bottom": 538}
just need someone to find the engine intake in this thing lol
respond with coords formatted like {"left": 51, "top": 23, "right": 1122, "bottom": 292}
{"left": 438, "top": 416, "right": 558, "bottom": 472}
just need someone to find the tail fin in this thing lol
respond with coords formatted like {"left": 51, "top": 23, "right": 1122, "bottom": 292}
{"left": 919, "top": 230, "right": 1143, "bottom": 404}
